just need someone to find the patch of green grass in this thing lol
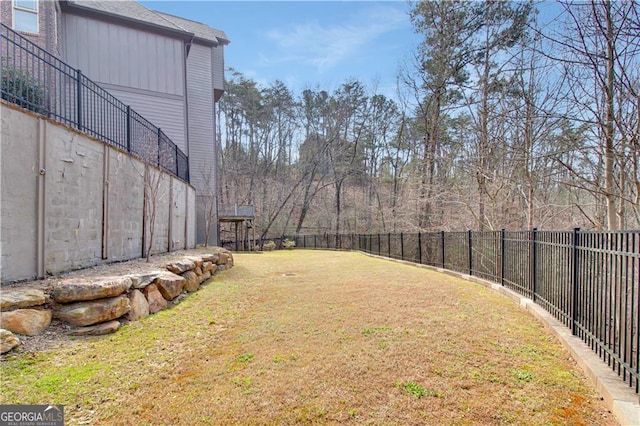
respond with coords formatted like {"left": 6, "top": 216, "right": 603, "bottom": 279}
{"left": 199, "top": 415, "right": 215, "bottom": 424}
{"left": 362, "top": 326, "right": 392, "bottom": 335}
{"left": 232, "top": 376, "right": 253, "bottom": 395}
{"left": 401, "top": 381, "right": 439, "bottom": 398}
{"left": 510, "top": 368, "right": 534, "bottom": 383}
{"left": 235, "top": 353, "right": 255, "bottom": 363}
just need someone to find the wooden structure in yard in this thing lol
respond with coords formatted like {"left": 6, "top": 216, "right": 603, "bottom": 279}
{"left": 218, "top": 205, "right": 255, "bottom": 251}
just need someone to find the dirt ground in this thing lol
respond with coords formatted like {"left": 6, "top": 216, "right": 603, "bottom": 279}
{"left": 1, "top": 250, "right": 617, "bottom": 425}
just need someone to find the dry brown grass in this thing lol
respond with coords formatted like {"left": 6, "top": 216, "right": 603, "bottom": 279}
{"left": 1, "top": 250, "right": 616, "bottom": 425}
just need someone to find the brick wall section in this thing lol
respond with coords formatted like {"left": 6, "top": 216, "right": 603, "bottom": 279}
{"left": 0, "top": 0, "right": 60, "bottom": 55}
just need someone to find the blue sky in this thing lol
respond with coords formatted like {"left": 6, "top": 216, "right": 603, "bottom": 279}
{"left": 140, "top": 1, "right": 421, "bottom": 99}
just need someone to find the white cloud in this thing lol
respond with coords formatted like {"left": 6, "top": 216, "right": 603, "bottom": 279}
{"left": 263, "top": 4, "right": 408, "bottom": 73}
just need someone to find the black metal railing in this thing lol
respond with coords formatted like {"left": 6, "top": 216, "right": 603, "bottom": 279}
{"left": 0, "top": 23, "right": 189, "bottom": 182}
{"left": 280, "top": 229, "right": 639, "bottom": 393}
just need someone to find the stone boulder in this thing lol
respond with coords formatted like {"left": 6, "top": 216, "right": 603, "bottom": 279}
{"left": 202, "top": 261, "right": 215, "bottom": 273}
{"left": 0, "top": 309, "right": 52, "bottom": 336}
{"left": 217, "top": 251, "right": 234, "bottom": 267}
{"left": 54, "top": 295, "right": 130, "bottom": 327}
{"left": 154, "top": 272, "right": 185, "bottom": 300}
{"left": 166, "top": 259, "right": 196, "bottom": 274}
{"left": 127, "top": 289, "right": 150, "bottom": 321}
{"left": 53, "top": 276, "right": 132, "bottom": 303}
{"left": 1, "top": 289, "right": 46, "bottom": 310}
{"left": 143, "top": 284, "right": 167, "bottom": 314}
{"left": 201, "top": 253, "right": 219, "bottom": 264}
{"left": 70, "top": 320, "right": 120, "bottom": 336}
{"left": 184, "top": 256, "right": 204, "bottom": 268}
{"left": 199, "top": 271, "right": 211, "bottom": 284}
{"left": 0, "top": 329, "right": 20, "bottom": 354}
{"left": 182, "top": 271, "right": 200, "bottom": 292}
{"left": 129, "top": 272, "right": 162, "bottom": 290}
{"left": 200, "top": 272, "right": 211, "bottom": 284}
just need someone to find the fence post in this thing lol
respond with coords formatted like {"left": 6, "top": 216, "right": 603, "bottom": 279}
{"left": 388, "top": 233, "right": 391, "bottom": 258}
{"left": 76, "top": 69, "right": 83, "bottom": 131}
{"left": 400, "top": 232, "right": 404, "bottom": 260}
{"left": 441, "top": 230, "right": 445, "bottom": 268}
{"left": 314, "top": 234, "right": 317, "bottom": 249}
{"left": 157, "top": 128, "right": 162, "bottom": 166}
{"left": 500, "top": 228, "right": 506, "bottom": 286}
{"left": 531, "top": 228, "right": 538, "bottom": 301}
{"left": 468, "top": 230, "right": 473, "bottom": 276}
{"left": 174, "top": 143, "right": 179, "bottom": 176}
{"left": 378, "top": 233, "right": 381, "bottom": 256}
{"left": 571, "top": 227, "right": 580, "bottom": 335}
{"left": 126, "top": 105, "right": 131, "bottom": 152}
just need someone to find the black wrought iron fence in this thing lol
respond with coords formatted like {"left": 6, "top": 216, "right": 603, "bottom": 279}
{"left": 0, "top": 23, "right": 189, "bottom": 182}
{"left": 284, "top": 229, "right": 639, "bottom": 393}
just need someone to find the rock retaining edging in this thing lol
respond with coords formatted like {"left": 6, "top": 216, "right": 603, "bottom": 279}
{"left": 0, "top": 247, "right": 234, "bottom": 354}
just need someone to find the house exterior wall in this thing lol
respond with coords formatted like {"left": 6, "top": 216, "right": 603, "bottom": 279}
{"left": 186, "top": 42, "right": 219, "bottom": 245}
{"left": 212, "top": 44, "right": 225, "bottom": 93}
{"left": 187, "top": 43, "right": 215, "bottom": 187}
{"left": 62, "top": 14, "right": 184, "bottom": 95}
{"left": 99, "top": 84, "right": 187, "bottom": 153}
{"left": 0, "top": 0, "right": 60, "bottom": 55}
{"left": 61, "top": 13, "right": 187, "bottom": 151}
{"left": 0, "top": 103, "right": 196, "bottom": 283}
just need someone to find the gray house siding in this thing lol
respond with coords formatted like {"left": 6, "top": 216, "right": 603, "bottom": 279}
{"left": 62, "top": 13, "right": 187, "bottom": 150}
{"left": 99, "top": 83, "right": 187, "bottom": 152}
{"left": 186, "top": 43, "right": 218, "bottom": 245}
{"left": 187, "top": 44, "right": 215, "bottom": 182}
{"left": 63, "top": 15, "right": 184, "bottom": 95}
{"left": 212, "top": 44, "right": 225, "bottom": 94}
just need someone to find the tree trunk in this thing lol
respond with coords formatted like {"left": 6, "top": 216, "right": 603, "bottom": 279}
{"left": 603, "top": 0, "right": 618, "bottom": 230}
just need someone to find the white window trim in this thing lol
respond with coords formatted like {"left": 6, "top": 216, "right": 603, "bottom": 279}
{"left": 12, "top": 0, "right": 39, "bottom": 35}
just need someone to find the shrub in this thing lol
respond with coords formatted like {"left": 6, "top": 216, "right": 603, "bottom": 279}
{"left": 1, "top": 65, "right": 45, "bottom": 113}
{"left": 282, "top": 239, "right": 296, "bottom": 249}
{"left": 262, "top": 241, "right": 276, "bottom": 251}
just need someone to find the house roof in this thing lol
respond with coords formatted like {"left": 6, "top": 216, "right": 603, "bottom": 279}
{"left": 62, "top": 1, "right": 229, "bottom": 46}
{"left": 156, "top": 12, "right": 229, "bottom": 47}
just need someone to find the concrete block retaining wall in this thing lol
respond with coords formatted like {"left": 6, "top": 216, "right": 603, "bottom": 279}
{"left": 0, "top": 103, "right": 197, "bottom": 282}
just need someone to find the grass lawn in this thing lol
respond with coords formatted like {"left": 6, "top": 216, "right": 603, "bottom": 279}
{"left": 1, "top": 250, "right": 616, "bottom": 425}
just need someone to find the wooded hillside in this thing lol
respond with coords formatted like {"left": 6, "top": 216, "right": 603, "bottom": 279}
{"left": 215, "top": 1, "right": 639, "bottom": 240}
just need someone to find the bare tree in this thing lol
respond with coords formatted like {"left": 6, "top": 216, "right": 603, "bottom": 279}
{"left": 553, "top": 0, "right": 639, "bottom": 230}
